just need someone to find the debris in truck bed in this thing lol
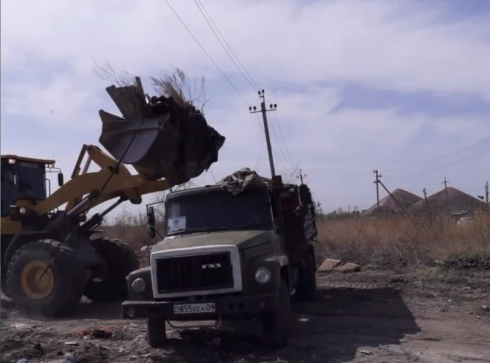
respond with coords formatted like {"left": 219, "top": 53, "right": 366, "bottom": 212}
{"left": 98, "top": 76, "right": 225, "bottom": 184}
{"left": 218, "top": 168, "right": 272, "bottom": 195}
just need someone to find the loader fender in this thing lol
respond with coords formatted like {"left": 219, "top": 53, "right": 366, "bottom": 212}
{"left": 4, "top": 231, "right": 55, "bottom": 267}
{"left": 4, "top": 231, "right": 105, "bottom": 269}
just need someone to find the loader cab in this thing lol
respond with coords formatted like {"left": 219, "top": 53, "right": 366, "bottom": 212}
{"left": 1, "top": 155, "right": 62, "bottom": 217}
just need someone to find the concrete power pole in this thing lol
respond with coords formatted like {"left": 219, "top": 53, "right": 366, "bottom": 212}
{"left": 297, "top": 169, "right": 307, "bottom": 185}
{"left": 423, "top": 188, "right": 433, "bottom": 223}
{"left": 249, "top": 90, "right": 277, "bottom": 178}
{"left": 486, "top": 181, "right": 489, "bottom": 204}
{"left": 442, "top": 177, "right": 450, "bottom": 215}
{"left": 373, "top": 170, "right": 381, "bottom": 215}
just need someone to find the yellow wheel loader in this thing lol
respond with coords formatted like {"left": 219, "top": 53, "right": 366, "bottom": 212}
{"left": 0, "top": 78, "right": 225, "bottom": 318}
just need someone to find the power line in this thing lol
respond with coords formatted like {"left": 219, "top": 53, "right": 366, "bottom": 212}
{"left": 383, "top": 136, "right": 490, "bottom": 173}
{"left": 272, "top": 112, "right": 295, "bottom": 166}
{"left": 386, "top": 144, "right": 490, "bottom": 179}
{"left": 382, "top": 175, "right": 443, "bottom": 186}
{"left": 269, "top": 117, "right": 293, "bottom": 170}
{"left": 193, "top": 0, "right": 259, "bottom": 91}
{"left": 164, "top": 0, "right": 250, "bottom": 105}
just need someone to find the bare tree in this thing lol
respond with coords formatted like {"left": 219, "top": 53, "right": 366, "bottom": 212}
{"left": 282, "top": 162, "right": 301, "bottom": 185}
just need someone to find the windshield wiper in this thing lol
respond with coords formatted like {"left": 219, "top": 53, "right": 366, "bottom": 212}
{"left": 168, "top": 227, "right": 210, "bottom": 235}
{"left": 207, "top": 224, "right": 264, "bottom": 231}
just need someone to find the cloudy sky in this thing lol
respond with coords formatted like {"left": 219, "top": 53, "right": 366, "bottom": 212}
{"left": 2, "top": 0, "right": 490, "bottom": 216}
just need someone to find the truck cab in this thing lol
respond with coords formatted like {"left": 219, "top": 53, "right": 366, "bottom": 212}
{"left": 122, "top": 175, "right": 318, "bottom": 348}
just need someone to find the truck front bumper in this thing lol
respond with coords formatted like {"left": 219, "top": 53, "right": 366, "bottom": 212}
{"left": 122, "top": 293, "right": 279, "bottom": 320}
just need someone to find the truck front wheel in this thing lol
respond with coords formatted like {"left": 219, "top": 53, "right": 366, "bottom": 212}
{"left": 147, "top": 318, "right": 167, "bottom": 347}
{"left": 260, "top": 279, "right": 291, "bottom": 349}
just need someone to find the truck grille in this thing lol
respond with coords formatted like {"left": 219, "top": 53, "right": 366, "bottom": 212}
{"left": 155, "top": 252, "right": 234, "bottom": 293}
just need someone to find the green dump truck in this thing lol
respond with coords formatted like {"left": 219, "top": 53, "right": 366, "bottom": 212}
{"left": 122, "top": 169, "right": 318, "bottom": 348}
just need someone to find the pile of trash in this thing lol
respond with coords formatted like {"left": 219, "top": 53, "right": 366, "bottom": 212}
{"left": 99, "top": 76, "right": 225, "bottom": 184}
{"left": 218, "top": 167, "right": 272, "bottom": 195}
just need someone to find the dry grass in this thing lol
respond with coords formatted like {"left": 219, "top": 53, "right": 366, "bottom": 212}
{"left": 317, "top": 212, "right": 490, "bottom": 269}
{"left": 101, "top": 209, "right": 490, "bottom": 270}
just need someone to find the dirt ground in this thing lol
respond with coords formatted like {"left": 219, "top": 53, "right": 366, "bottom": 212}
{"left": 1, "top": 268, "right": 489, "bottom": 363}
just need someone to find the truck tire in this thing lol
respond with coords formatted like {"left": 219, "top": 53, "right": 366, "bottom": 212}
{"left": 147, "top": 318, "right": 167, "bottom": 347}
{"left": 83, "top": 238, "right": 139, "bottom": 302}
{"left": 297, "top": 253, "right": 317, "bottom": 301}
{"left": 260, "top": 279, "right": 291, "bottom": 349}
{"left": 6, "top": 239, "right": 85, "bottom": 318}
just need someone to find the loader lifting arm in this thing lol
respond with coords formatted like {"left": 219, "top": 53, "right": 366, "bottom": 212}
{"left": 17, "top": 144, "right": 173, "bottom": 218}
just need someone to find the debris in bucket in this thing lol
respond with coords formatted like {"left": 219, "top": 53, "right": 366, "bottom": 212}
{"left": 98, "top": 75, "right": 225, "bottom": 184}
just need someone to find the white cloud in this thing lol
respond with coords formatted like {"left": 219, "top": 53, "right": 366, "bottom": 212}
{"left": 3, "top": 77, "right": 102, "bottom": 126}
{"left": 2, "top": 0, "right": 490, "bottom": 213}
{"left": 2, "top": 0, "right": 490, "bottom": 97}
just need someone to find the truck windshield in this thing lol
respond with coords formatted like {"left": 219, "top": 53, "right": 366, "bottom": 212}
{"left": 165, "top": 188, "right": 272, "bottom": 235}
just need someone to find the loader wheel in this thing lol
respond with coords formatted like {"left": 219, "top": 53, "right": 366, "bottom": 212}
{"left": 6, "top": 240, "right": 85, "bottom": 318}
{"left": 83, "top": 238, "right": 139, "bottom": 302}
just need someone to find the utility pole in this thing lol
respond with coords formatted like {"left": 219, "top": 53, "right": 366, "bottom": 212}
{"left": 249, "top": 90, "right": 277, "bottom": 178}
{"left": 423, "top": 188, "right": 433, "bottom": 224}
{"left": 373, "top": 170, "right": 381, "bottom": 215}
{"left": 485, "top": 181, "right": 489, "bottom": 204}
{"left": 297, "top": 169, "right": 308, "bottom": 185}
{"left": 442, "top": 177, "right": 450, "bottom": 215}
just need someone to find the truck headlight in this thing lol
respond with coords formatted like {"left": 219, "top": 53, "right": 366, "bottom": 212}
{"left": 255, "top": 267, "right": 271, "bottom": 284}
{"left": 131, "top": 278, "right": 146, "bottom": 293}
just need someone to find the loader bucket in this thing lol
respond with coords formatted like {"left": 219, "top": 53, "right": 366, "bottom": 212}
{"left": 98, "top": 81, "right": 225, "bottom": 183}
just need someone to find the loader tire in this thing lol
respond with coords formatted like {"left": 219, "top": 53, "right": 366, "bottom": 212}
{"left": 83, "top": 238, "right": 139, "bottom": 302}
{"left": 6, "top": 239, "right": 85, "bottom": 318}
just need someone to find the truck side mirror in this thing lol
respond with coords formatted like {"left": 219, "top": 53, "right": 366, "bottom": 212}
{"left": 58, "top": 172, "right": 64, "bottom": 187}
{"left": 147, "top": 206, "right": 156, "bottom": 239}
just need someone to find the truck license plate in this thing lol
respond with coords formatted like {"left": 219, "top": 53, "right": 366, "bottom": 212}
{"left": 173, "top": 303, "right": 216, "bottom": 314}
